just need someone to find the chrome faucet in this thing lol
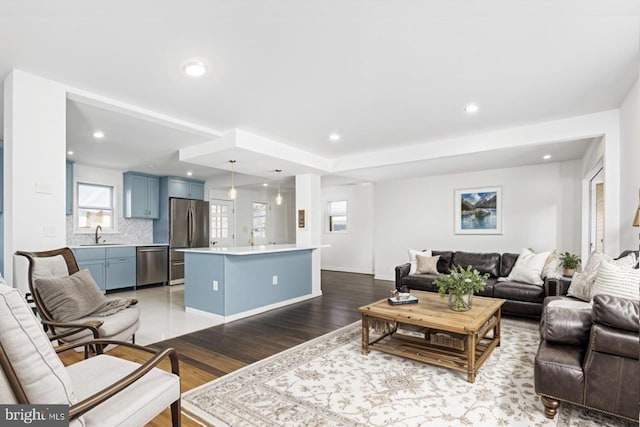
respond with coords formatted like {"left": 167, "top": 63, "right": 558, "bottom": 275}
{"left": 95, "top": 225, "right": 102, "bottom": 244}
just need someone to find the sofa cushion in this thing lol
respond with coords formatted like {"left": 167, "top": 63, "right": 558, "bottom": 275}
{"left": 432, "top": 251, "right": 453, "bottom": 274}
{"left": 540, "top": 298, "right": 592, "bottom": 345}
{"left": 475, "top": 277, "right": 497, "bottom": 297}
{"left": 500, "top": 253, "right": 519, "bottom": 277}
{"left": 401, "top": 274, "right": 438, "bottom": 292}
{"left": 451, "top": 251, "right": 501, "bottom": 278}
{"left": 493, "top": 280, "right": 544, "bottom": 303}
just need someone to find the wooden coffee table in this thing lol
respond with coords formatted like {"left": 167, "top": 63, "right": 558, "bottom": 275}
{"left": 359, "top": 291, "right": 505, "bottom": 382}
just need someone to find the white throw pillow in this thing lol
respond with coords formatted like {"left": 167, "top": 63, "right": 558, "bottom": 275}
{"left": 590, "top": 260, "right": 640, "bottom": 301}
{"left": 567, "top": 251, "right": 637, "bottom": 301}
{"left": 542, "top": 252, "right": 563, "bottom": 279}
{"left": 501, "top": 248, "right": 550, "bottom": 285}
{"left": 416, "top": 254, "right": 440, "bottom": 275}
{"left": 408, "top": 248, "right": 431, "bottom": 274}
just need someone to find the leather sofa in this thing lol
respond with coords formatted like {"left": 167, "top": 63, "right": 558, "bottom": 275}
{"left": 534, "top": 294, "right": 639, "bottom": 422}
{"left": 395, "top": 250, "right": 555, "bottom": 317}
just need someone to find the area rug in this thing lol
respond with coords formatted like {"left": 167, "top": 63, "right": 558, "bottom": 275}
{"left": 182, "top": 318, "right": 636, "bottom": 427}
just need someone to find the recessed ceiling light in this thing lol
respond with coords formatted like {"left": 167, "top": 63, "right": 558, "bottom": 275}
{"left": 93, "top": 130, "right": 105, "bottom": 139}
{"left": 187, "top": 171, "right": 193, "bottom": 176}
{"left": 329, "top": 133, "right": 341, "bottom": 142}
{"left": 148, "top": 164, "right": 155, "bottom": 168}
{"left": 262, "top": 183, "right": 269, "bottom": 187}
{"left": 464, "top": 103, "right": 479, "bottom": 114}
{"left": 543, "top": 154, "right": 552, "bottom": 160}
{"left": 67, "top": 150, "right": 74, "bottom": 155}
{"left": 182, "top": 60, "right": 207, "bottom": 77}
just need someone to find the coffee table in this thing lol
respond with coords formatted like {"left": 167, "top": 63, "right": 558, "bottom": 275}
{"left": 359, "top": 291, "right": 505, "bottom": 382}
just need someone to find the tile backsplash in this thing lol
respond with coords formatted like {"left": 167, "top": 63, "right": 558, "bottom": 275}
{"left": 66, "top": 216, "right": 154, "bottom": 245}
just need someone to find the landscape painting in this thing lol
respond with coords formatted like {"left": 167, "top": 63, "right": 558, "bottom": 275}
{"left": 454, "top": 187, "right": 502, "bottom": 234}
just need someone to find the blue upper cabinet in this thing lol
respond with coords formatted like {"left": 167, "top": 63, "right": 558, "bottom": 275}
{"left": 167, "top": 177, "right": 205, "bottom": 200}
{"left": 65, "top": 160, "right": 73, "bottom": 215}
{"left": 123, "top": 172, "right": 160, "bottom": 219}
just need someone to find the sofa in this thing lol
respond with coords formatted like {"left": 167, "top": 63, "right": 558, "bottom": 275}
{"left": 534, "top": 294, "right": 639, "bottom": 421}
{"left": 395, "top": 250, "right": 559, "bottom": 318}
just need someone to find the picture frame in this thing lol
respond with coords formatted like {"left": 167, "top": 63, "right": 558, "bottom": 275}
{"left": 454, "top": 187, "right": 502, "bottom": 234}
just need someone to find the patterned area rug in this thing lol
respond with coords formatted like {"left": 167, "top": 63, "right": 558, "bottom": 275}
{"left": 183, "top": 318, "right": 635, "bottom": 427}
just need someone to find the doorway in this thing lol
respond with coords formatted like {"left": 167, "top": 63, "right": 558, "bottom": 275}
{"left": 589, "top": 167, "right": 604, "bottom": 254}
{"left": 210, "top": 198, "right": 235, "bottom": 247}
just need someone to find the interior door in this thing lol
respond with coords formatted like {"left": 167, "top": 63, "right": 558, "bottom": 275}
{"left": 210, "top": 199, "right": 235, "bottom": 246}
{"left": 589, "top": 168, "right": 605, "bottom": 253}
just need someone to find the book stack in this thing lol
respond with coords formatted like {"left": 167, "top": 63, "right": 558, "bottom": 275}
{"left": 387, "top": 295, "right": 419, "bottom": 305}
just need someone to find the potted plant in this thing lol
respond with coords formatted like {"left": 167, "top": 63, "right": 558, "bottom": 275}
{"left": 559, "top": 252, "right": 581, "bottom": 277}
{"left": 433, "top": 265, "right": 489, "bottom": 312}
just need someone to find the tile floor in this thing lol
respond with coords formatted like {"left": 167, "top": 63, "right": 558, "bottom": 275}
{"left": 117, "top": 285, "right": 223, "bottom": 345}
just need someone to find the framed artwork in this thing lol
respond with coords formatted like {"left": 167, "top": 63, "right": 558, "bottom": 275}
{"left": 454, "top": 187, "right": 502, "bottom": 234}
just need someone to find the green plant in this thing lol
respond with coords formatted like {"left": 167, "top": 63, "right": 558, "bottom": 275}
{"left": 559, "top": 252, "right": 581, "bottom": 270}
{"left": 434, "top": 265, "right": 489, "bottom": 311}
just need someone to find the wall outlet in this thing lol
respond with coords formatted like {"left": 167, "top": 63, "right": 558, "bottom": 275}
{"left": 212, "top": 280, "right": 218, "bottom": 291}
{"left": 272, "top": 275, "right": 278, "bottom": 285}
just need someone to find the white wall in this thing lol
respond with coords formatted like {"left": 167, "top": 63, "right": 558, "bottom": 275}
{"left": 321, "top": 183, "right": 374, "bottom": 274}
{"left": 4, "top": 71, "right": 67, "bottom": 292}
{"left": 619, "top": 77, "right": 640, "bottom": 252}
{"left": 373, "top": 160, "right": 582, "bottom": 280}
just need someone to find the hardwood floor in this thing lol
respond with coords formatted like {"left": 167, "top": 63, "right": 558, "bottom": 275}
{"left": 59, "top": 270, "right": 392, "bottom": 426}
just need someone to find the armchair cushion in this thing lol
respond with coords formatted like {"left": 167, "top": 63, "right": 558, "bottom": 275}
{"left": 31, "top": 254, "right": 70, "bottom": 280}
{"left": 0, "top": 285, "right": 76, "bottom": 404}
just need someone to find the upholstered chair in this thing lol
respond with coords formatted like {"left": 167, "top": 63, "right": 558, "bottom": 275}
{"left": 0, "top": 283, "right": 181, "bottom": 426}
{"left": 16, "top": 248, "right": 140, "bottom": 347}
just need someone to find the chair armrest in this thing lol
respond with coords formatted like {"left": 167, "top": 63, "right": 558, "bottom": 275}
{"left": 66, "top": 339, "right": 180, "bottom": 420}
{"left": 395, "top": 263, "right": 410, "bottom": 288}
{"left": 540, "top": 297, "right": 592, "bottom": 345}
{"left": 544, "top": 277, "right": 572, "bottom": 296}
{"left": 42, "top": 319, "right": 103, "bottom": 342}
{"left": 592, "top": 294, "right": 639, "bottom": 332}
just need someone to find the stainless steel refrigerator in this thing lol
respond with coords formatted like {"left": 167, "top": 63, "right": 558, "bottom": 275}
{"left": 169, "top": 198, "right": 209, "bottom": 284}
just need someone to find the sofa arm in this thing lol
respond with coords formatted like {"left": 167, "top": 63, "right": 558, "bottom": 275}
{"left": 540, "top": 297, "right": 592, "bottom": 345}
{"left": 395, "top": 263, "right": 410, "bottom": 289}
{"left": 592, "top": 294, "right": 639, "bottom": 333}
{"left": 544, "top": 277, "right": 572, "bottom": 296}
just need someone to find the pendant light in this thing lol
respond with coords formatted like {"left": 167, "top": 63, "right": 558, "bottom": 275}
{"left": 228, "top": 160, "right": 237, "bottom": 200}
{"left": 275, "top": 169, "right": 283, "bottom": 205}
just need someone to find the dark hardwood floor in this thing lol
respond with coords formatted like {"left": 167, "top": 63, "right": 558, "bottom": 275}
{"left": 152, "top": 270, "right": 392, "bottom": 374}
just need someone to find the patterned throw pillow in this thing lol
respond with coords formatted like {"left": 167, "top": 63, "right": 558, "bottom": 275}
{"left": 408, "top": 248, "right": 431, "bottom": 274}
{"left": 567, "top": 252, "right": 637, "bottom": 301}
{"left": 416, "top": 254, "right": 440, "bottom": 275}
{"left": 591, "top": 260, "right": 640, "bottom": 301}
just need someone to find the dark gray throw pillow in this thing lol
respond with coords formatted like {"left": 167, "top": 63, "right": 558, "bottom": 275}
{"left": 35, "top": 269, "right": 106, "bottom": 322}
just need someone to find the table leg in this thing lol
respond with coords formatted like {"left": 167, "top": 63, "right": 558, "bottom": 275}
{"left": 495, "top": 309, "right": 502, "bottom": 347}
{"left": 361, "top": 313, "right": 370, "bottom": 355}
{"left": 467, "top": 332, "right": 476, "bottom": 383}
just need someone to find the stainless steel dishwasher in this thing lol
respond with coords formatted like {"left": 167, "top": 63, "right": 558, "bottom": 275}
{"left": 136, "top": 246, "right": 168, "bottom": 286}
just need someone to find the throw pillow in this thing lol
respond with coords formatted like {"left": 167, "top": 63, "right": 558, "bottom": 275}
{"left": 542, "top": 252, "right": 563, "bottom": 279}
{"left": 567, "top": 251, "right": 637, "bottom": 301}
{"left": 590, "top": 260, "right": 640, "bottom": 301}
{"left": 408, "top": 248, "right": 431, "bottom": 274}
{"left": 500, "top": 248, "right": 550, "bottom": 285}
{"left": 416, "top": 254, "right": 440, "bottom": 275}
{"left": 35, "top": 269, "right": 106, "bottom": 322}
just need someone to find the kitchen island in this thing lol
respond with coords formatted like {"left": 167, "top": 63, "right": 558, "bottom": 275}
{"left": 180, "top": 244, "right": 325, "bottom": 322}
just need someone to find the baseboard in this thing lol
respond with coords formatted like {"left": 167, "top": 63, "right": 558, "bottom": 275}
{"left": 216, "top": 292, "right": 323, "bottom": 323}
{"left": 184, "top": 307, "right": 226, "bottom": 322}
{"left": 374, "top": 274, "right": 394, "bottom": 282}
{"left": 322, "top": 266, "right": 373, "bottom": 275}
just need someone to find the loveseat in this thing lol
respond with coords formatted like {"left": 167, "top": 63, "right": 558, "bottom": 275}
{"left": 534, "top": 294, "right": 639, "bottom": 421}
{"left": 395, "top": 250, "right": 558, "bottom": 317}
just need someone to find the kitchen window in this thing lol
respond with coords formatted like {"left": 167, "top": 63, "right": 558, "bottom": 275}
{"left": 77, "top": 182, "right": 115, "bottom": 231}
{"left": 252, "top": 202, "right": 267, "bottom": 240}
{"left": 327, "top": 200, "right": 347, "bottom": 233}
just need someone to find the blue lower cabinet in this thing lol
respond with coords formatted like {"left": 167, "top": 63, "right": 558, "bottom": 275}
{"left": 73, "top": 247, "right": 136, "bottom": 292}
{"left": 106, "top": 257, "right": 136, "bottom": 290}
{"left": 77, "top": 260, "right": 106, "bottom": 292}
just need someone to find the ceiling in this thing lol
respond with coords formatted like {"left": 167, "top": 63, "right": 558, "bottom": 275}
{"left": 1, "top": 1, "right": 639, "bottom": 188}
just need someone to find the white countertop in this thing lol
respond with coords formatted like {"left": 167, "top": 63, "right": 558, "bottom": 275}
{"left": 179, "top": 243, "right": 329, "bottom": 256}
{"left": 69, "top": 243, "right": 169, "bottom": 249}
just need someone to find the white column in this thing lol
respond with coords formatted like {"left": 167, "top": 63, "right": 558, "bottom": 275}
{"left": 295, "top": 174, "right": 322, "bottom": 296}
{"left": 4, "top": 70, "right": 67, "bottom": 292}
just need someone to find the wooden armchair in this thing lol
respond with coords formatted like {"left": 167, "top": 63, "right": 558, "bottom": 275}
{"left": 0, "top": 283, "right": 181, "bottom": 426}
{"left": 16, "top": 247, "right": 140, "bottom": 347}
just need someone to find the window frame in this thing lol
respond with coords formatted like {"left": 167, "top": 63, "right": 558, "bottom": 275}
{"left": 252, "top": 201, "right": 269, "bottom": 241}
{"left": 326, "top": 200, "right": 348, "bottom": 233}
{"left": 75, "top": 180, "right": 116, "bottom": 233}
